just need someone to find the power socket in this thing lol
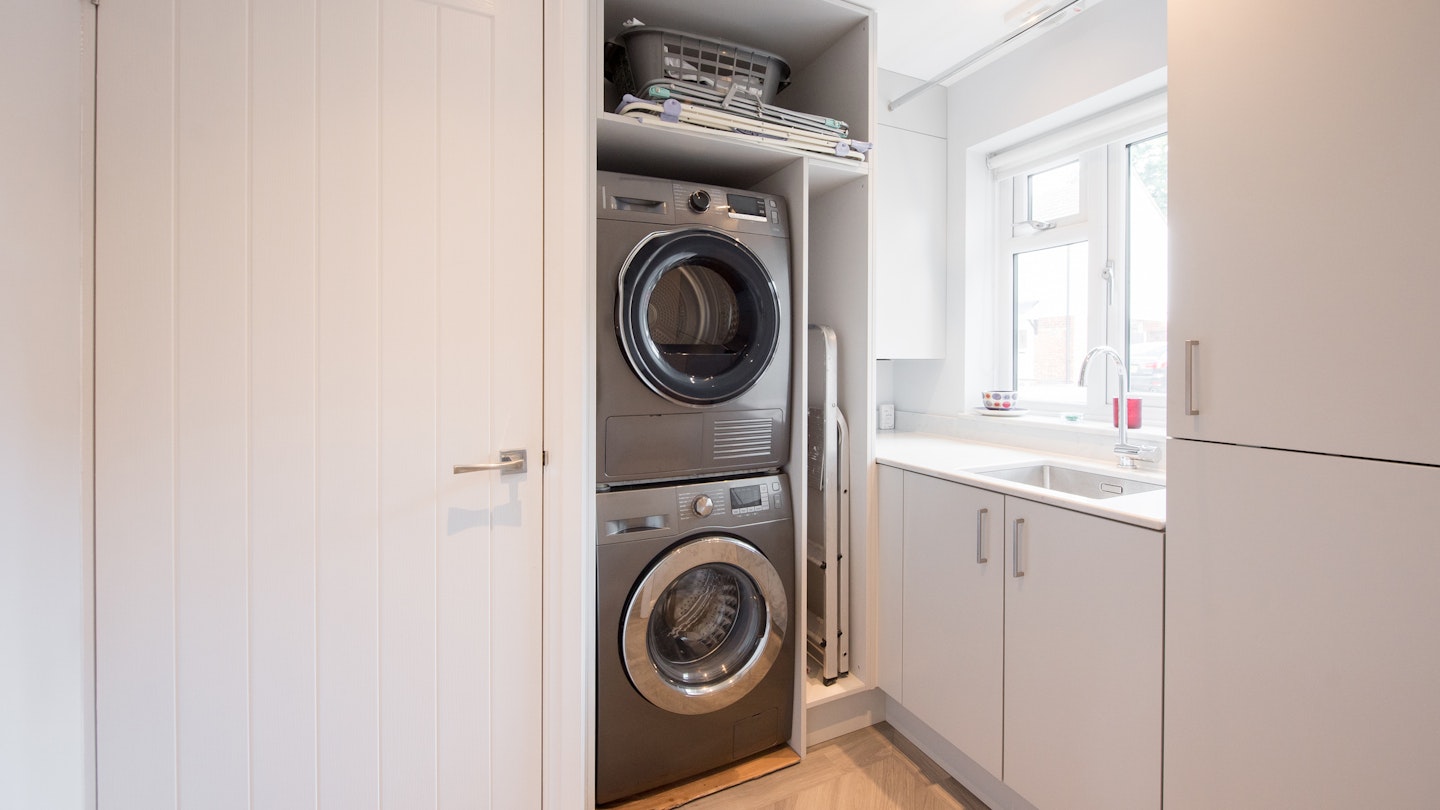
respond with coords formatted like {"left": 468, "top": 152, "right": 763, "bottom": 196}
{"left": 878, "top": 402, "right": 895, "bottom": 430}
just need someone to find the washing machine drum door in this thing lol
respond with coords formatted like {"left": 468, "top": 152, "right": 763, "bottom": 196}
{"left": 622, "top": 535, "right": 788, "bottom": 715}
{"left": 618, "top": 228, "right": 782, "bottom": 406}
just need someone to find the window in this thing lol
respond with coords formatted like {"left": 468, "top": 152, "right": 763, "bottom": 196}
{"left": 994, "top": 124, "right": 1168, "bottom": 423}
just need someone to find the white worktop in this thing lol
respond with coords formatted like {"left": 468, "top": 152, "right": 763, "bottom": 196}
{"left": 876, "top": 432, "right": 1166, "bottom": 530}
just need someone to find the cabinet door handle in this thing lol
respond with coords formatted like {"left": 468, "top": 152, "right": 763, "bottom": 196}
{"left": 1185, "top": 339, "right": 1200, "bottom": 416}
{"left": 976, "top": 508, "right": 989, "bottom": 564}
{"left": 1012, "top": 518, "right": 1026, "bottom": 578}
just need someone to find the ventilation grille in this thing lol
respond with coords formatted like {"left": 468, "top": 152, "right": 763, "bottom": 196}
{"left": 712, "top": 418, "right": 774, "bottom": 459}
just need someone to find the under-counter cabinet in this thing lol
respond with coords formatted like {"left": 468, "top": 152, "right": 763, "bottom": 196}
{"left": 901, "top": 473, "right": 1005, "bottom": 778}
{"left": 1003, "top": 496, "right": 1162, "bottom": 810}
{"left": 886, "top": 467, "right": 1162, "bottom": 810}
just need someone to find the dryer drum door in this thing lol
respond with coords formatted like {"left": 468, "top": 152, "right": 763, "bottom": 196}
{"left": 622, "top": 535, "right": 788, "bottom": 715}
{"left": 618, "top": 228, "right": 782, "bottom": 406}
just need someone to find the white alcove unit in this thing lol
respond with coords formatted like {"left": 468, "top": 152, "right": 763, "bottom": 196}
{"left": 593, "top": 0, "right": 879, "bottom": 758}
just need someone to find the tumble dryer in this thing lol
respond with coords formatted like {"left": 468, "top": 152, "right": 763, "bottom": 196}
{"left": 596, "top": 171, "right": 792, "bottom": 488}
{"left": 595, "top": 473, "right": 795, "bottom": 804}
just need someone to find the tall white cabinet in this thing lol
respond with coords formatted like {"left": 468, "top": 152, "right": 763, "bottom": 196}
{"left": 1165, "top": 441, "right": 1440, "bottom": 808}
{"left": 593, "top": 0, "right": 877, "bottom": 749}
{"left": 1167, "top": 0, "right": 1440, "bottom": 466}
{"left": 1167, "top": 0, "right": 1440, "bottom": 806}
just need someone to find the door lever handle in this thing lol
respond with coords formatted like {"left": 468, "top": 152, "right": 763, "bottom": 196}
{"left": 453, "top": 449, "right": 527, "bottom": 476}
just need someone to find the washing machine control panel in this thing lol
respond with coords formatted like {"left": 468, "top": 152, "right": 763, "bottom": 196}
{"left": 675, "top": 476, "right": 787, "bottom": 523}
{"left": 668, "top": 184, "right": 787, "bottom": 237}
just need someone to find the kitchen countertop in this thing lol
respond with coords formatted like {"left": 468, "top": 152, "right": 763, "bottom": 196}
{"left": 876, "top": 432, "right": 1166, "bottom": 531}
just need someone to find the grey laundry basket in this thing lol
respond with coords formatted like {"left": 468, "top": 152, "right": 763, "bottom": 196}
{"left": 615, "top": 26, "right": 791, "bottom": 103}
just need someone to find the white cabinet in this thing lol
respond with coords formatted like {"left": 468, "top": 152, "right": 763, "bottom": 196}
{"left": 1165, "top": 440, "right": 1440, "bottom": 809}
{"left": 900, "top": 472, "right": 1004, "bottom": 779}
{"left": 874, "top": 123, "right": 946, "bottom": 359}
{"left": 887, "top": 467, "right": 1162, "bottom": 810}
{"left": 1168, "top": 0, "right": 1440, "bottom": 466}
{"left": 1004, "top": 497, "right": 1162, "bottom": 810}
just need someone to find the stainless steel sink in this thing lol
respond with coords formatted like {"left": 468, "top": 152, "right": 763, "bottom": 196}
{"left": 977, "top": 464, "right": 1163, "bottom": 500}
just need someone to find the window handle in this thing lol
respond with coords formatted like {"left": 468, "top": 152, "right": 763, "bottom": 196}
{"left": 1016, "top": 219, "right": 1056, "bottom": 231}
{"left": 1102, "top": 259, "right": 1115, "bottom": 307}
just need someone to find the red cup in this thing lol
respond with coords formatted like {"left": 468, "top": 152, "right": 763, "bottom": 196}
{"left": 1112, "top": 397, "right": 1142, "bottom": 429}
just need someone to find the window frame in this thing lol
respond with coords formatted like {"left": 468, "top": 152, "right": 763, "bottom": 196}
{"left": 993, "top": 122, "right": 1168, "bottom": 425}
{"left": 996, "top": 146, "right": 1114, "bottom": 418}
{"left": 1109, "top": 125, "right": 1169, "bottom": 423}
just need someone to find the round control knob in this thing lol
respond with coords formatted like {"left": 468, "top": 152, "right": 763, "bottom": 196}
{"left": 688, "top": 189, "right": 711, "bottom": 213}
{"left": 692, "top": 494, "right": 714, "bottom": 518}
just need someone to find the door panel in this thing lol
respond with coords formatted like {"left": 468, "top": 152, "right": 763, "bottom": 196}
{"left": 95, "top": 1, "right": 543, "bottom": 808}
{"left": 1166, "top": 440, "right": 1440, "bottom": 808}
{"left": 314, "top": 1, "right": 382, "bottom": 805}
{"left": 1003, "top": 498, "right": 1162, "bottom": 810}
{"left": 1168, "top": 0, "right": 1440, "bottom": 464}
{"left": 900, "top": 472, "right": 1005, "bottom": 779}
{"left": 250, "top": 0, "right": 321, "bottom": 804}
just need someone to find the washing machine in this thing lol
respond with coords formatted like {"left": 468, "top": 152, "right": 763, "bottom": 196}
{"left": 595, "top": 473, "right": 795, "bottom": 805}
{"left": 597, "top": 171, "right": 791, "bottom": 488}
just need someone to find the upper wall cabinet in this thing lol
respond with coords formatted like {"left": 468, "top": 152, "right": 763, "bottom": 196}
{"left": 874, "top": 123, "right": 946, "bottom": 359}
{"left": 874, "top": 73, "right": 947, "bottom": 360}
{"left": 1168, "top": 0, "right": 1440, "bottom": 465}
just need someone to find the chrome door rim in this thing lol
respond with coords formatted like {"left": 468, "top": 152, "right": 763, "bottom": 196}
{"left": 622, "top": 535, "right": 788, "bottom": 715}
{"left": 616, "top": 227, "right": 782, "bottom": 407}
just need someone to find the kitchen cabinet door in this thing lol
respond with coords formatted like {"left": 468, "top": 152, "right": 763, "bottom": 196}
{"left": 874, "top": 124, "right": 946, "bottom": 359}
{"left": 1165, "top": 439, "right": 1440, "bottom": 809}
{"left": 1004, "top": 498, "right": 1162, "bottom": 810}
{"left": 877, "top": 464, "right": 905, "bottom": 700}
{"left": 901, "top": 472, "right": 1004, "bottom": 779}
{"left": 1168, "top": 0, "right": 1440, "bottom": 465}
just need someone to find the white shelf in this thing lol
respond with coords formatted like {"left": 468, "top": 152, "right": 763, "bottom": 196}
{"left": 805, "top": 672, "right": 872, "bottom": 708}
{"left": 596, "top": 112, "right": 867, "bottom": 189}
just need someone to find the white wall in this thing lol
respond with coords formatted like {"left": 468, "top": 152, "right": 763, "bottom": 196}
{"left": 0, "top": 2, "right": 94, "bottom": 809}
{"left": 890, "top": 0, "right": 1166, "bottom": 419}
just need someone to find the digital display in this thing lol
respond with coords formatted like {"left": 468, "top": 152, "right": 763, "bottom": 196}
{"left": 729, "top": 484, "right": 762, "bottom": 509}
{"left": 727, "top": 193, "right": 765, "bottom": 218}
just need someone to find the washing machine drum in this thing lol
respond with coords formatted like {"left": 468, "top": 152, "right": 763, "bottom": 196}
{"left": 622, "top": 535, "right": 788, "bottom": 715}
{"left": 618, "top": 228, "right": 782, "bottom": 406}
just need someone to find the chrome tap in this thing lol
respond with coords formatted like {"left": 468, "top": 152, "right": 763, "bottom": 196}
{"left": 1078, "top": 346, "right": 1158, "bottom": 469}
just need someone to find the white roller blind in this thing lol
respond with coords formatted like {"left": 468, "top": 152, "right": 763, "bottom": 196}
{"left": 988, "top": 90, "right": 1167, "bottom": 179}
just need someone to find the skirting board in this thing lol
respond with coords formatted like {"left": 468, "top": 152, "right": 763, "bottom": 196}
{"left": 805, "top": 685, "right": 886, "bottom": 746}
{"left": 883, "top": 696, "right": 1040, "bottom": 810}
{"left": 598, "top": 745, "right": 801, "bottom": 810}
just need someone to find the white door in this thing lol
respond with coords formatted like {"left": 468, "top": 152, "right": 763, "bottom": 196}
{"left": 1168, "top": 0, "right": 1440, "bottom": 465}
{"left": 93, "top": 1, "right": 543, "bottom": 808}
{"left": 1165, "top": 440, "right": 1440, "bottom": 809}
{"left": 900, "top": 472, "right": 1004, "bottom": 779}
{"left": 1003, "top": 498, "right": 1162, "bottom": 810}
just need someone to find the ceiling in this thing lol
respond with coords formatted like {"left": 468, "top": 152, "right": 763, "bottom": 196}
{"left": 857, "top": 0, "right": 1099, "bottom": 83}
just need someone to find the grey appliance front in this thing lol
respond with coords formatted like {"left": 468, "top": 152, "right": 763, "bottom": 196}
{"left": 596, "top": 171, "right": 792, "bottom": 488}
{"left": 595, "top": 474, "right": 796, "bottom": 804}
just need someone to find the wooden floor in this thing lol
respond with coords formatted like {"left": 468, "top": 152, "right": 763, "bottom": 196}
{"left": 682, "top": 723, "right": 993, "bottom": 810}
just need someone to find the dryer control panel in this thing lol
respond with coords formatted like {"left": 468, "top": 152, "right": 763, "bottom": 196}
{"left": 594, "top": 171, "right": 789, "bottom": 239}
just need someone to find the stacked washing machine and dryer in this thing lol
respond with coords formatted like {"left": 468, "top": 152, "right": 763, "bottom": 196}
{"left": 594, "top": 170, "right": 798, "bottom": 804}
